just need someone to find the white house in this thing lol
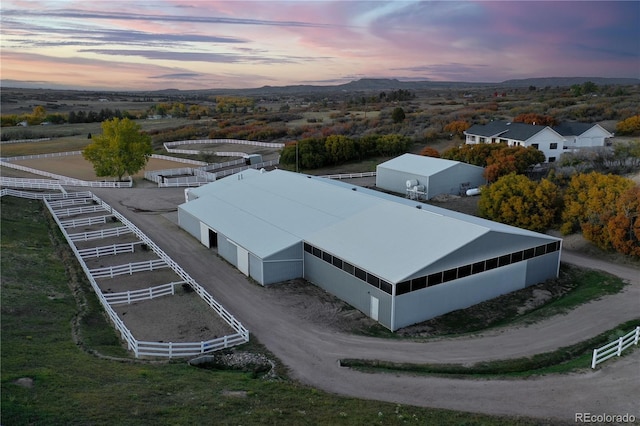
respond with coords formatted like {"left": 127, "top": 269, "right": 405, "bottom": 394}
{"left": 552, "top": 122, "right": 613, "bottom": 150}
{"left": 464, "top": 121, "right": 614, "bottom": 163}
{"left": 464, "top": 121, "right": 565, "bottom": 163}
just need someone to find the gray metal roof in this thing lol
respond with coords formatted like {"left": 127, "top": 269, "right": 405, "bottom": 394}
{"left": 180, "top": 169, "right": 559, "bottom": 283}
{"left": 465, "top": 120, "right": 549, "bottom": 141}
{"left": 377, "top": 153, "right": 484, "bottom": 175}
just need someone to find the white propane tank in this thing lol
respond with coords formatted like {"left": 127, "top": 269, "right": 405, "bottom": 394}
{"left": 184, "top": 188, "right": 191, "bottom": 203}
{"left": 466, "top": 188, "right": 481, "bottom": 196}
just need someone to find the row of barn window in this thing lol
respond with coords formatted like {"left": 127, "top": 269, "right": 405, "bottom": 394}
{"left": 303, "top": 240, "right": 561, "bottom": 297}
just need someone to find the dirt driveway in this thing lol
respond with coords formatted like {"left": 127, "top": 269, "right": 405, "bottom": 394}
{"left": 87, "top": 184, "right": 640, "bottom": 422}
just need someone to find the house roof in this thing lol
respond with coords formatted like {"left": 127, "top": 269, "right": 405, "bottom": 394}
{"left": 377, "top": 153, "right": 484, "bottom": 175}
{"left": 466, "top": 120, "right": 550, "bottom": 141}
{"left": 552, "top": 122, "right": 612, "bottom": 137}
{"left": 180, "top": 169, "right": 559, "bottom": 283}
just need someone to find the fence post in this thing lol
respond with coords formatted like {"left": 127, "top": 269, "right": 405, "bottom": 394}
{"left": 635, "top": 326, "right": 640, "bottom": 345}
{"left": 617, "top": 336, "right": 624, "bottom": 357}
{"left": 591, "top": 349, "right": 598, "bottom": 369}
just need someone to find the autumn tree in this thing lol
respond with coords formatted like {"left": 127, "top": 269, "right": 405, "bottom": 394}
{"left": 606, "top": 186, "right": 640, "bottom": 257}
{"left": 561, "top": 172, "right": 635, "bottom": 242}
{"left": 443, "top": 120, "right": 470, "bottom": 137}
{"left": 478, "top": 173, "right": 560, "bottom": 232}
{"left": 442, "top": 143, "right": 502, "bottom": 167}
{"left": 419, "top": 146, "right": 440, "bottom": 157}
{"left": 512, "top": 113, "right": 557, "bottom": 126}
{"left": 615, "top": 115, "right": 640, "bottom": 136}
{"left": 82, "top": 117, "right": 153, "bottom": 181}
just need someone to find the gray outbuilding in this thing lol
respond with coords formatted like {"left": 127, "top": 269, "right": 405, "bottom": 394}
{"left": 178, "top": 168, "right": 561, "bottom": 331}
{"left": 376, "top": 153, "right": 486, "bottom": 199}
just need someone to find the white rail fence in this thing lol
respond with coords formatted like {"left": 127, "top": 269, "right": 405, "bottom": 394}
{"left": 319, "top": 171, "right": 377, "bottom": 180}
{"left": 89, "top": 259, "right": 170, "bottom": 279}
{"left": 97, "top": 193, "right": 249, "bottom": 344}
{"left": 0, "top": 188, "right": 91, "bottom": 200}
{"left": 1, "top": 152, "right": 133, "bottom": 188}
{"left": 164, "top": 138, "right": 285, "bottom": 152}
{"left": 53, "top": 204, "right": 106, "bottom": 217}
{"left": 104, "top": 281, "right": 185, "bottom": 305}
{"left": 77, "top": 241, "right": 142, "bottom": 259}
{"left": 151, "top": 153, "right": 207, "bottom": 166}
{"left": 48, "top": 198, "right": 92, "bottom": 208}
{"left": 59, "top": 214, "right": 112, "bottom": 229}
{"left": 68, "top": 226, "right": 132, "bottom": 242}
{"left": 6, "top": 184, "right": 251, "bottom": 358}
{"left": 591, "top": 326, "right": 639, "bottom": 368}
{"left": 1, "top": 176, "right": 65, "bottom": 191}
{"left": 1, "top": 137, "right": 51, "bottom": 144}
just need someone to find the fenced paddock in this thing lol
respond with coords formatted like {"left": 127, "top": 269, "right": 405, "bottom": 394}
{"left": 2, "top": 184, "right": 249, "bottom": 358}
{"left": 592, "top": 326, "right": 639, "bottom": 368}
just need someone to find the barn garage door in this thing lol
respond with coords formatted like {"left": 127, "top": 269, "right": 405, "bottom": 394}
{"left": 199, "top": 222, "right": 210, "bottom": 247}
{"left": 237, "top": 246, "right": 249, "bottom": 276}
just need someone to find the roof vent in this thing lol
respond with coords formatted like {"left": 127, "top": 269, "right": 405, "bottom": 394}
{"left": 416, "top": 205, "right": 422, "bottom": 209}
{"left": 352, "top": 187, "right": 357, "bottom": 191}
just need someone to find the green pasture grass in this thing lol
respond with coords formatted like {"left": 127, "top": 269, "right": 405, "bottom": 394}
{"left": 1, "top": 196, "right": 551, "bottom": 425}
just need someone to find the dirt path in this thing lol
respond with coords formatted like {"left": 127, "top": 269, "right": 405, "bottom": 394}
{"left": 89, "top": 186, "right": 640, "bottom": 422}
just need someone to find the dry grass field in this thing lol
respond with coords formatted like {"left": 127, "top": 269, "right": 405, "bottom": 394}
{"left": 9, "top": 155, "right": 198, "bottom": 181}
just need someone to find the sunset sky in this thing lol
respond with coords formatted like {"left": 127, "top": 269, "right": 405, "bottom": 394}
{"left": 1, "top": 1, "right": 638, "bottom": 91}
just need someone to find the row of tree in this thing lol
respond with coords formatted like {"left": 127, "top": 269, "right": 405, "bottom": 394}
{"left": 280, "top": 134, "right": 411, "bottom": 169}
{"left": 479, "top": 172, "right": 639, "bottom": 256}
{"left": 438, "top": 143, "right": 546, "bottom": 182}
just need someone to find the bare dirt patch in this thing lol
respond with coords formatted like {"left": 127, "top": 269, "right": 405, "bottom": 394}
{"left": 12, "top": 155, "right": 200, "bottom": 181}
{"left": 112, "top": 287, "right": 236, "bottom": 343}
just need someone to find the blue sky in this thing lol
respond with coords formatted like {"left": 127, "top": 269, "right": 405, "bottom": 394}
{"left": 1, "top": 1, "right": 638, "bottom": 90}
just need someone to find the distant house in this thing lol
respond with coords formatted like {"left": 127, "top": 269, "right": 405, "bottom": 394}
{"left": 464, "top": 120, "right": 613, "bottom": 163}
{"left": 376, "top": 154, "right": 485, "bottom": 199}
{"left": 552, "top": 122, "right": 613, "bottom": 150}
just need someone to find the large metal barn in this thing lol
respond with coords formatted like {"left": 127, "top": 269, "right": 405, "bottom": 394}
{"left": 178, "top": 169, "right": 561, "bottom": 331}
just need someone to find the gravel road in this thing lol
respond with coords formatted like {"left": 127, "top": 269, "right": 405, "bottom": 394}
{"left": 89, "top": 185, "right": 640, "bottom": 422}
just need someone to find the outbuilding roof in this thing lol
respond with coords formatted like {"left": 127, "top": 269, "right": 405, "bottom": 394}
{"left": 180, "top": 169, "right": 559, "bottom": 283}
{"left": 377, "top": 153, "right": 484, "bottom": 175}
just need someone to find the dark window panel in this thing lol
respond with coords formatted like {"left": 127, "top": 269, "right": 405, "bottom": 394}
{"left": 332, "top": 256, "right": 343, "bottom": 269}
{"left": 486, "top": 257, "right": 499, "bottom": 270}
{"left": 472, "top": 261, "right": 485, "bottom": 274}
{"left": 366, "top": 273, "right": 380, "bottom": 287}
{"left": 498, "top": 254, "right": 511, "bottom": 267}
{"left": 535, "top": 245, "right": 545, "bottom": 256}
{"left": 343, "top": 262, "right": 355, "bottom": 275}
{"left": 412, "top": 276, "right": 427, "bottom": 291}
{"left": 523, "top": 248, "right": 535, "bottom": 259}
{"left": 380, "top": 281, "right": 392, "bottom": 294}
{"left": 322, "top": 251, "right": 332, "bottom": 263}
{"left": 304, "top": 243, "right": 312, "bottom": 253}
{"left": 355, "top": 267, "right": 367, "bottom": 281}
{"left": 312, "top": 247, "right": 321, "bottom": 258}
{"left": 511, "top": 251, "right": 523, "bottom": 262}
{"left": 428, "top": 272, "right": 443, "bottom": 286}
{"left": 458, "top": 264, "right": 472, "bottom": 278}
{"left": 397, "top": 281, "right": 411, "bottom": 295}
{"left": 443, "top": 268, "right": 457, "bottom": 282}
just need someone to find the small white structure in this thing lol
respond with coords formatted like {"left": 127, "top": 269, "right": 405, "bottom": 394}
{"left": 376, "top": 154, "right": 485, "bottom": 200}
